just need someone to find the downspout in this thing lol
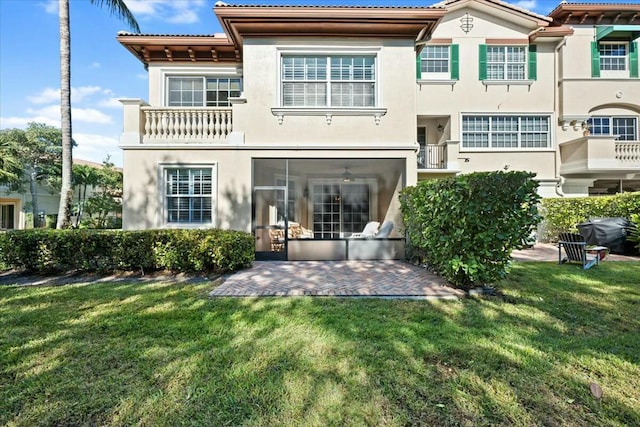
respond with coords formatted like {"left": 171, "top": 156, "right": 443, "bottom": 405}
{"left": 554, "top": 36, "right": 569, "bottom": 197}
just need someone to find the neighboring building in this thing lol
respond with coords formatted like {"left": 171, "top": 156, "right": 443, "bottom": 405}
{"left": 549, "top": 2, "right": 640, "bottom": 195}
{"left": 0, "top": 159, "right": 120, "bottom": 230}
{"left": 0, "top": 183, "right": 59, "bottom": 230}
{"left": 117, "top": 0, "right": 639, "bottom": 260}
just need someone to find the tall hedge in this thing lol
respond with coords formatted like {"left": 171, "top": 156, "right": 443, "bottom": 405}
{"left": 539, "top": 192, "right": 640, "bottom": 242}
{"left": 630, "top": 214, "right": 640, "bottom": 251}
{"left": 0, "top": 229, "right": 254, "bottom": 274}
{"left": 400, "top": 171, "right": 541, "bottom": 289}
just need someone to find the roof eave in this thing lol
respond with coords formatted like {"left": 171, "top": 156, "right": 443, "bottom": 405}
{"left": 214, "top": 5, "right": 447, "bottom": 47}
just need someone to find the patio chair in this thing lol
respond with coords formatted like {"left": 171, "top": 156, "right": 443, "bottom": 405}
{"left": 349, "top": 221, "right": 380, "bottom": 238}
{"left": 375, "top": 221, "right": 394, "bottom": 238}
{"left": 268, "top": 228, "right": 285, "bottom": 252}
{"left": 558, "top": 232, "right": 607, "bottom": 270}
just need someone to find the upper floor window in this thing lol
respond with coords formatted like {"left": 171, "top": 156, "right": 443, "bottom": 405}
{"left": 487, "top": 46, "right": 525, "bottom": 80}
{"left": 479, "top": 45, "right": 537, "bottom": 81}
{"left": 167, "top": 77, "right": 241, "bottom": 107}
{"left": 281, "top": 55, "right": 376, "bottom": 107}
{"left": 588, "top": 116, "right": 638, "bottom": 141}
{"left": 591, "top": 34, "right": 639, "bottom": 78}
{"left": 417, "top": 45, "right": 459, "bottom": 81}
{"left": 462, "top": 115, "right": 550, "bottom": 149}
{"left": 164, "top": 167, "right": 215, "bottom": 224}
{"left": 599, "top": 43, "right": 628, "bottom": 72}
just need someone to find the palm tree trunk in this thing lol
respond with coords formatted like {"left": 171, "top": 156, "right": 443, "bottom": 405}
{"left": 56, "top": 0, "right": 73, "bottom": 229}
{"left": 29, "top": 169, "right": 40, "bottom": 228}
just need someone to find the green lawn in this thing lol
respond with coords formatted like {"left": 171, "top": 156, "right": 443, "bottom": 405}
{"left": 1, "top": 263, "right": 639, "bottom": 426}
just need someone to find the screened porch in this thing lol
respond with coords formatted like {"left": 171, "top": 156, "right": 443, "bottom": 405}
{"left": 253, "top": 158, "right": 406, "bottom": 261}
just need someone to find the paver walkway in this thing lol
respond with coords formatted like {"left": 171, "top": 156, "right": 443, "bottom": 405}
{"left": 512, "top": 243, "right": 638, "bottom": 262}
{"left": 210, "top": 260, "right": 465, "bottom": 299}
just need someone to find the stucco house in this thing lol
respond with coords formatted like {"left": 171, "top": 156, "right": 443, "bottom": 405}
{"left": 0, "top": 159, "right": 121, "bottom": 230}
{"left": 116, "top": 0, "right": 639, "bottom": 260}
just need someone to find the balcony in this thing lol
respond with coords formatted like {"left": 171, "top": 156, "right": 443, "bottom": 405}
{"left": 142, "top": 107, "right": 232, "bottom": 142}
{"left": 417, "top": 144, "right": 446, "bottom": 170}
{"left": 559, "top": 135, "right": 640, "bottom": 176}
{"left": 120, "top": 99, "right": 234, "bottom": 145}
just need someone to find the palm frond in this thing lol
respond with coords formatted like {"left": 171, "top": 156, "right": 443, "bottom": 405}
{"left": 90, "top": 0, "right": 141, "bottom": 33}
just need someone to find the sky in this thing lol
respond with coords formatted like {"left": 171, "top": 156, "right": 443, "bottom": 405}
{"left": 0, "top": 0, "right": 578, "bottom": 166}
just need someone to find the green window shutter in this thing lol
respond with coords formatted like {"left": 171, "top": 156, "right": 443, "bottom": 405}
{"left": 416, "top": 52, "right": 422, "bottom": 79}
{"left": 479, "top": 44, "right": 487, "bottom": 80}
{"left": 528, "top": 45, "right": 537, "bottom": 80}
{"left": 450, "top": 44, "right": 459, "bottom": 80}
{"left": 591, "top": 41, "right": 601, "bottom": 78}
{"left": 630, "top": 42, "right": 639, "bottom": 78}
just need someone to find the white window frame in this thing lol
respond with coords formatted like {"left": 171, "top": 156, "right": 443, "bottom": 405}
{"left": 307, "top": 178, "right": 378, "bottom": 238}
{"left": 158, "top": 163, "right": 217, "bottom": 228}
{"left": 588, "top": 116, "right": 638, "bottom": 141}
{"left": 166, "top": 76, "right": 242, "bottom": 107}
{"left": 159, "top": 66, "right": 242, "bottom": 108}
{"left": 486, "top": 45, "right": 527, "bottom": 81}
{"left": 599, "top": 41, "right": 629, "bottom": 78}
{"left": 272, "top": 47, "right": 387, "bottom": 125}
{"left": 280, "top": 54, "right": 377, "bottom": 108}
{"left": 420, "top": 45, "right": 450, "bottom": 80}
{"left": 460, "top": 114, "right": 553, "bottom": 151}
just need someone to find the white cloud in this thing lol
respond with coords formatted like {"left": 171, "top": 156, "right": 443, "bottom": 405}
{"left": 41, "top": 0, "right": 57, "bottom": 14}
{"left": 73, "top": 133, "right": 122, "bottom": 166}
{"left": 136, "top": 73, "right": 149, "bottom": 80}
{"left": 27, "top": 86, "right": 113, "bottom": 105}
{"left": 73, "top": 86, "right": 104, "bottom": 103}
{"left": 123, "top": 0, "right": 205, "bottom": 24}
{"left": 513, "top": 0, "right": 537, "bottom": 10}
{"left": 167, "top": 9, "right": 199, "bottom": 24}
{"left": 90, "top": 62, "right": 101, "bottom": 69}
{"left": 12, "top": 105, "right": 112, "bottom": 126}
{"left": 0, "top": 115, "right": 58, "bottom": 128}
{"left": 27, "top": 88, "right": 60, "bottom": 104}
{"left": 98, "top": 98, "right": 124, "bottom": 109}
{"left": 71, "top": 108, "right": 113, "bottom": 124}
{"left": 123, "top": 0, "right": 162, "bottom": 15}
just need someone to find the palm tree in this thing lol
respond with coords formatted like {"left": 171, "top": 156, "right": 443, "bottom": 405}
{"left": 72, "top": 164, "right": 101, "bottom": 227}
{"left": 0, "top": 136, "right": 21, "bottom": 183}
{"left": 56, "top": 0, "right": 140, "bottom": 229}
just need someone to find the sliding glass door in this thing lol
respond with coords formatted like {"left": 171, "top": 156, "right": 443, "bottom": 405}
{"left": 311, "top": 183, "right": 370, "bottom": 238}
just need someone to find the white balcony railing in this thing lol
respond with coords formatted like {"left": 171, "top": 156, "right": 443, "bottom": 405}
{"left": 141, "top": 107, "right": 232, "bottom": 142}
{"left": 615, "top": 142, "right": 640, "bottom": 164}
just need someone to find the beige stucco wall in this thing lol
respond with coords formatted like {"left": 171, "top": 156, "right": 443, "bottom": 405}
{"left": 415, "top": 5, "right": 558, "bottom": 184}
{"left": 232, "top": 37, "right": 417, "bottom": 147}
{"left": 558, "top": 27, "right": 640, "bottom": 119}
{"left": 0, "top": 184, "right": 60, "bottom": 229}
{"left": 122, "top": 148, "right": 414, "bottom": 231}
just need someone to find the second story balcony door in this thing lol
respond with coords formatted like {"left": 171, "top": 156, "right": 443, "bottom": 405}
{"left": 417, "top": 126, "right": 446, "bottom": 170}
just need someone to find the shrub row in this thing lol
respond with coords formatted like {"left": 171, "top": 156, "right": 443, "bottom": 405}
{"left": 400, "top": 171, "right": 541, "bottom": 289}
{"left": 0, "top": 229, "right": 254, "bottom": 274}
{"left": 538, "top": 192, "right": 640, "bottom": 242}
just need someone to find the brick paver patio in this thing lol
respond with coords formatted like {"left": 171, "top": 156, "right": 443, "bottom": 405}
{"left": 210, "top": 260, "right": 465, "bottom": 299}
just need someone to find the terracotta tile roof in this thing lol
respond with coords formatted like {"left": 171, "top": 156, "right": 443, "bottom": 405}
{"left": 117, "top": 32, "right": 226, "bottom": 38}
{"left": 214, "top": 2, "right": 444, "bottom": 9}
{"left": 434, "top": 0, "right": 552, "bottom": 22}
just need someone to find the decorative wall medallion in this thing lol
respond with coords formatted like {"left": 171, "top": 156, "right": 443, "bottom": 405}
{"left": 460, "top": 13, "right": 474, "bottom": 33}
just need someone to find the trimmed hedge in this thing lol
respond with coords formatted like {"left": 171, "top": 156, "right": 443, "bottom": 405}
{"left": 400, "top": 171, "right": 541, "bottom": 289}
{"left": 0, "top": 229, "right": 254, "bottom": 274}
{"left": 539, "top": 192, "right": 640, "bottom": 242}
